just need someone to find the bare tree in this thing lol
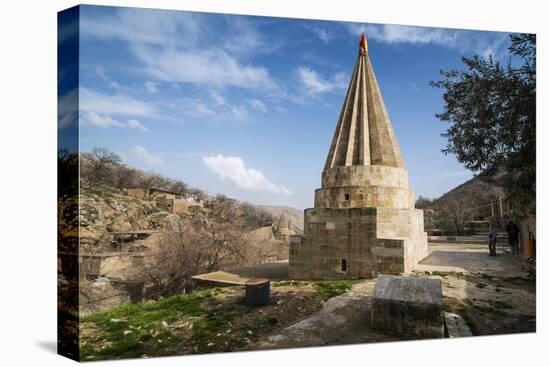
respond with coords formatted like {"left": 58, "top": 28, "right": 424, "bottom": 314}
{"left": 115, "top": 166, "right": 139, "bottom": 191}
{"left": 81, "top": 148, "right": 122, "bottom": 186}
{"left": 138, "top": 172, "right": 165, "bottom": 197}
{"left": 168, "top": 180, "right": 189, "bottom": 195}
{"left": 137, "top": 199, "right": 252, "bottom": 297}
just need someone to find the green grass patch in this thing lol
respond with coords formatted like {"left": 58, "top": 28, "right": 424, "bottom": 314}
{"left": 273, "top": 280, "right": 309, "bottom": 287}
{"left": 431, "top": 271, "right": 451, "bottom": 278}
{"left": 80, "top": 288, "right": 223, "bottom": 360}
{"left": 443, "top": 296, "right": 478, "bottom": 336}
{"left": 190, "top": 308, "right": 248, "bottom": 353}
{"left": 188, "top": 205, "right": 205, "bottom": 216}
{"left": 313, "top": 280, "right": 353, "bottom": 300}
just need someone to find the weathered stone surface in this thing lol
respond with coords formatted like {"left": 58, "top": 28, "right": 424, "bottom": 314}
{"left": 322, "top": 165, "right": 410, "bottom": 189}
{"left": 371, "top": 275, "right": 443, "bottom": 338}
{"left": 444, "top": 312, "right": 473, "bottom": 338}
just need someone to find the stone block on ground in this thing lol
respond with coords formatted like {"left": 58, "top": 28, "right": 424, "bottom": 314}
{"left": 444, "top": 312, "right": 473, "bottom": 338}
{"left": 371, "top": 275, "right": 443, "bottom": 338}
{"left": 245, "top": 278, "right": 270, "bottom": 307}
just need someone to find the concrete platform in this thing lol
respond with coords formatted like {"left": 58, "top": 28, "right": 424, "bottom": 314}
{"left": 414, "top": 242, "right": 530, "bottom": 278}
{"left": 371, "top": 275, "right": 443, "bottom": 338}
{"left": 192, "top": 261, "right": 289, "bottom": 286}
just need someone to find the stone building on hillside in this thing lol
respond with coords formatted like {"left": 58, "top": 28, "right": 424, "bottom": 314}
{"left": 289, "top": 34, "right": 428, "bottom": 280}
{"left": 126, "top": 187, "right": 203, "bottom": 214}
{"left": 127, "top": 187, "right": 178, "bottom": 201}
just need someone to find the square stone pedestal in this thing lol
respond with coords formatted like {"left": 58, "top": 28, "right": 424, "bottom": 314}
{"left": 371, "top": 275, "right": 443, "bottom": 338}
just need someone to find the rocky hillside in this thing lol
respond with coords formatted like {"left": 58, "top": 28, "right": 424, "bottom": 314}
{"left": 76, "top": 184, "right": 178, "bottom": 252}
{"left": 433, "top": 175, "right": 503, "bottom": 207}
{"left": 416, "top": 173, "right": 505, "bottom": 233}
{"left": 73, "top": 183, "right": 302, "bottom": 253}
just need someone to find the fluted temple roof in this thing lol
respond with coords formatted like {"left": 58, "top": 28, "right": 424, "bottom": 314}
{"left": 324, "top": 34, "right": 404, "bottom": 170}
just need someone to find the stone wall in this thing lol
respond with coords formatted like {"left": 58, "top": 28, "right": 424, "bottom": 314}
{"left": 314, "top": 185, "right": 414, "bottom": 209}
{"left": 316, "top": 166, "right": 414, "bottom": 210}
{"left": 289, "top": 200, "right": 427, "bottom": 279}
{"left": 127, "top": 187, "right": 148, "bottom": 200}
{"left": 289, "top": 207, "right": 419, "bottom": 279}
{"left": 127, "top": 188, "right": 178, "bottom": 201}
{"left": 321, "top": 165, "right": 409, "bottom": 189}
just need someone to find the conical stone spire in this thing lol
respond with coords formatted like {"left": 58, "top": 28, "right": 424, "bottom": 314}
{"left": 324, "top": 34, "right": 404, "bottom": 169}
{"left": 289, "top": 34, "right": 428, "bottom": 280}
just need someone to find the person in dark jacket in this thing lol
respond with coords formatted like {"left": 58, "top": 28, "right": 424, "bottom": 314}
{"left": 506, "top": 221, "right": 520, "bottom": 255}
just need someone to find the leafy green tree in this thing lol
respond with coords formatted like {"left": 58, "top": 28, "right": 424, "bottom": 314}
{"left": 430, "top": 34, "right": 535, "bottom": 208}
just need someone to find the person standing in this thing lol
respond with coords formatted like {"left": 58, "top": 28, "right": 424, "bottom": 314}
{"left": 506, "top": 220, "right": 520, "bottom": 255}
{"left": 488, "top": 225, "right": 498, "bottom": 256}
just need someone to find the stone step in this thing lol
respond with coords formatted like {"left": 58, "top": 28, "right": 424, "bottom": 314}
{"left": 444, "top": 312, "right": 473, "bottom": 338}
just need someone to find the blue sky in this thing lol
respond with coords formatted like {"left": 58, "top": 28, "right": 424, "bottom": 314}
{"left": 59, "top": 5, "right": 513, "bottom": 210}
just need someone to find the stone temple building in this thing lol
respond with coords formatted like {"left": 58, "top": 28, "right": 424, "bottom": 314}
{"left": 289, "top": 34, "right": 428, "bottom": 280}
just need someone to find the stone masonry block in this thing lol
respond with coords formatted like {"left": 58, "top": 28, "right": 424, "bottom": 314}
{"left": 371, "top": 275, "right": 443, "bottom": 338}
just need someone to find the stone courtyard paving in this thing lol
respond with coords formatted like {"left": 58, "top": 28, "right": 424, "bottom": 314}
{"left": 415, "top": 242, "right": 530, "bottom": 278}
{"left": 247, "top": 242, "right": 536, "bottom": 349}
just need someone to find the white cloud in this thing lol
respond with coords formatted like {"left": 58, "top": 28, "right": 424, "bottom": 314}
{"left": 133, "top": 46, "right": 275, "bottom": 90}
{"left": 80, "top": 87, "right": 156, "bottom": 117}
{"left": 222, "top": 17, "right": 264, "bottom": 57}
{"left": 297, "top": 67, "right": 347, "bottom": 95}
{"left": 80, "top": 8, "right": 200, "bottom": 47}
{"left": 80, "top": 112, "right": 151, "bottom": 132}
{"left": 82, "top": 8, "right": 277, "bottom": 91}
{"left": 365, "top": 24, "right": 458, "bottom": 45}
{"left": 310, "top": 27, "right": 333, "bottom": 44}
{"left": 345, "top": 23, "right": 509, "bottom": 58}
{"left": 297, "top": 67, "right": 331, "bottom": 94}
{"left": 77, "top": 87, "right": 154, "bottom": 132}
{"left": 95, "top": 66, "right": 120, "bottom": 89}
{"left": 229, "top": 105, "right": 247, "bottom": 119}
{"left": 127, "top": 119, "right": 150, "bottom": 133}
{"left": 203, "top": 155, "right": 291, "bottom": 195}
{"left": 274, "top": 106, "right": 288, "bottom": 113}
{"left": 247, "top": 99, "right": 267, "bottom": 112}
{"left": 209, "top": 90, "right": 226, "bottom": 106}
{"left": 175, "top": 93, "right": 249, "bottom": 119}
{"left": 80, "top": 111, "right": 125, "bottom": 128}
{"left": 130, "top": 145, "right": 163, "bottom": 167}
{"left": 177, "top": 98, "right": 216, "bottom": 116}
{"left": 144, "top": 81, "right": 160, "bottom": 94}
{"left": 332, "top": 71, "right": 349, "bottom": 89}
